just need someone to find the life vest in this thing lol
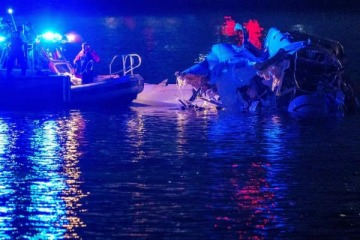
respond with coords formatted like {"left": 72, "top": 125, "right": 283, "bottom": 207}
{"left": 76, "top": 51, "right": 95, "bottom": 74}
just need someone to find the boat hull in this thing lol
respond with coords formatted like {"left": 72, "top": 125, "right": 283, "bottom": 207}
{"left": 0, "top": 75, "right": 71, "bottom": 109}
{"left": 70, "top": 74, "right": 144, "bottom": 107}
{"left": 0, "top": 74, "right": 144, "bottom": 109}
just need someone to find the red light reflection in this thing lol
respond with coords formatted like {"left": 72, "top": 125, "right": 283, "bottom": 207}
{"left": 243, "top": 19, "right": 264, "bottom": 49}
{"left": 214, "top": 162, "right": 275, "bottom": 239}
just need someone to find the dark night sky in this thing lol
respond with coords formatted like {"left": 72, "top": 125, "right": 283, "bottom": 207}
{"left": 2, "top": 0, "right": 360, "bottom": 16}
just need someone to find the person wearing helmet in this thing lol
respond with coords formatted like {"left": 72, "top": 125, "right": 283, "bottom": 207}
{"left": 234, "top": 23, "right": 248, "bottom": 46}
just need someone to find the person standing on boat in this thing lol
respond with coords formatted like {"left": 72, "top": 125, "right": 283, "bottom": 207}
{"left": 73, "top": 42, "right": 100, "bottom": 84}
{"left": 6, "top": 25, "right": 27, "bottom": 77}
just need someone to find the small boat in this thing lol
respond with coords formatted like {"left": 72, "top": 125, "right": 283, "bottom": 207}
{"left": 0, "top": 34, "right": 144, "bottom": 109}
{"left": 0, "top": 9, "right": 144, "bottom": 109}
{"left": 49, "top": 53, "right": 144, "bottom": 108}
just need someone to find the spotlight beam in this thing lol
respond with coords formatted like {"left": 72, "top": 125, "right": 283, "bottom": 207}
{"left": 7, "top": 8, "right": 17, "bottom": 31}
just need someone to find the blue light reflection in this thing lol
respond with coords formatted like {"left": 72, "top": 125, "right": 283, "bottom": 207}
{"left": 0, "top": 119, "right": 16, "bottom": 239}
{"left": 0, "top": 112, "right": 87, "bottom": 239}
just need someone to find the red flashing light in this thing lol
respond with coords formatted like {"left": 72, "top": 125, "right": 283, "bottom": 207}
{"left": 243, "top": 19, "right": 264, "bottom": 49}
{"left": 222, "top": 16, "right": 264, "bottom": 49}
{"left": 222, "top": 16, "right": 237, "bottom": 37}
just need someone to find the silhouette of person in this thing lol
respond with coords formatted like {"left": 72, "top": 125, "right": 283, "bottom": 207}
{"left": 7, "top": 25, "right": 27, "bottom": 77}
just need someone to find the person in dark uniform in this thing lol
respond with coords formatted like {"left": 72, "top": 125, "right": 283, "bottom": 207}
{"left": 73, "top": 42, "right": 100, "bottom": 84}
{"left": 6, "top": 25, "right": 27, "bottom": 77}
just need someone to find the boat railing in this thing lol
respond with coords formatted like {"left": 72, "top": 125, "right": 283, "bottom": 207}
{"left": 109, "top": 54, "right": 142, "bottom": 76}
{"left": 0, "top": 45, "right": 7, "bottom": 69}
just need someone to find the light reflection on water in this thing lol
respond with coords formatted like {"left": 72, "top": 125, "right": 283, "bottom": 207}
{"left": 0, "top": 108, "right": 359, "bottom": 239}
{"left": 0, "top": 111, "right": 87, "bottom": 239}
{"left": 2, "top": 7, "right": 359, "bottom": 239}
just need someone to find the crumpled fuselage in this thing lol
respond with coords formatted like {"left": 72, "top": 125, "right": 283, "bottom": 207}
{"left": 178, "top": 27, "right": 354, "bottom": 115}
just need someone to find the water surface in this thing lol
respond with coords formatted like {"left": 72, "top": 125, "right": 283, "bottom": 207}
{"left": 1, "top": 7, "right": 359, "bottom": 239}
{"left": 0, "top": 107, "right": 359, "bottom": 239}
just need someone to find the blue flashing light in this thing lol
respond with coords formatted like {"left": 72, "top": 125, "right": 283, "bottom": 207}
{"left": 0, "top": 36, "right": 5, "bottom": 42}
{"left": 7, "top": 8, "right": 13, "bottom": 14}
{"left": 41, "top": 31, "right": 63, "bottom": 42}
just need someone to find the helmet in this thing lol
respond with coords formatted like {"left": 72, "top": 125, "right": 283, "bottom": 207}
{"left": 234, "top": 23, "right": 244, "bottom": 32}
{"left": 82, "top": 42, "right": 89, "bottom": 48}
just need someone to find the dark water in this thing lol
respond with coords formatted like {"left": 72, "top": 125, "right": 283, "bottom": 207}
{"left": 0, "top": 107, "right": 359, "bottom": 239}
{"left": 15, "top": 8, "right": 360, "bottom": 84}
{"left": 1, "top": 8, "right": 360, "bottom": 239}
